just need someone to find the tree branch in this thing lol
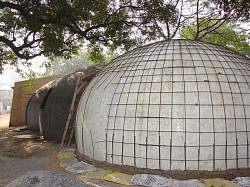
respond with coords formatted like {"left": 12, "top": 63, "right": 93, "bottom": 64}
{"left": 197, "top": 18, "right": 229, "bottom": 40}
{"left": 0, "top": 1, "right": 32, "bottom": 25}
{"left": 194, "top": 0, "right": 200, "bottom": 40}
{"left": 0, "top": 35, "right": 44, "bottom": 60}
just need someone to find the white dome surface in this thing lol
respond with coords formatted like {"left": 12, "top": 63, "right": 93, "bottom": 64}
{"left": 76, "top": 40, "right": 250, "bottom": 171}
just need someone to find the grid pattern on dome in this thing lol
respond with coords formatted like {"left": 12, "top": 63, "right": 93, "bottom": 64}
{"left": 76, "top": 40, "right": 250, "bottom": 171}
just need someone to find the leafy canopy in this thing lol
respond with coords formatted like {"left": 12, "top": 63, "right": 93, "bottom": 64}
{"left": 211, "top": 0, "right": 250, "bottom": 21}
{"left": 0, "top": 0, "right": 249, "bottom": 74}
{"left": 0, "top": 0, "right": 179, "bottom": 73}
{"left": 180, "top": 19, "right": 250, "bottom": 56}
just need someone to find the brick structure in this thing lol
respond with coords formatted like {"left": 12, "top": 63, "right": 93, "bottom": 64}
{"left": 9, "top": 75, "right": 61, "bottom": 127}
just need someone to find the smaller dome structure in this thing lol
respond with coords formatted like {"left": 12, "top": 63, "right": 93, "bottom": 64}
{"left": 26, "top": 79, "right": 60, "bottom": 131}
{"left": 40, "top": 65, "right": 102, "bottom": 142}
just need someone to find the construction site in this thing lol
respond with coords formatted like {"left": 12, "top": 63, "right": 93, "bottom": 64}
{"left": 1, "top": 39, "right": 250, "bottom": 187}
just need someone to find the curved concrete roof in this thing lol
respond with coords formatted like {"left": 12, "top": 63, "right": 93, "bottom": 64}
{"left": 76, "top": 39, "right": 250, "bottom": 171}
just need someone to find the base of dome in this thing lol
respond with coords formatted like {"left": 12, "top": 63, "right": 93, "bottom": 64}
{"left": 76, "top": 151, "right": 250, "bottom": 180}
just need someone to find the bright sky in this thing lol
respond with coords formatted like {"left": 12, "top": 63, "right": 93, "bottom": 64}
{"left": 0, "top": 65, "right": 20, "bottom": 89}
{"left": 0, "top": 56, "right": 46, "bottom": 90}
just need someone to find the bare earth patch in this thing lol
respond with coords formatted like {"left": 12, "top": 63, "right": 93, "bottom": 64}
{"left": 0, "top": 114, "right": 70, "bottom": 186}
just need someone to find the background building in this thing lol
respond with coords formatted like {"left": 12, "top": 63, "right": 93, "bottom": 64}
{"left": 0, "top": 89, "right": 13, "bottom": 114}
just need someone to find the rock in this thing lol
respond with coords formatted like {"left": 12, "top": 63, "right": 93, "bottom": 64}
{"left": 5, "top": 170, "right": 86, "bottom": 187}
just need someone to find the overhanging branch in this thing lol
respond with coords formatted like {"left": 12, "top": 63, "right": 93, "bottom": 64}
{"left": 0, "top": 35, "right": 44, "bottom": 60}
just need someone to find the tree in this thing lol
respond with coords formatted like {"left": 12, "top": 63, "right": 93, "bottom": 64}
{"left": 44, "top": 52, "right": 89, "bottom": 76}
{"left": 44, "top": 48, "right": 115, "bottom": 76}
{"left": 87, "top": 47, "right": 116, "bottom": 65}
{"left": 0, "top": 0, "right": 249, "bottom": 74}
{"left": 180, "top": 19, "right": 250, "bottom": 56}
{"left": 211, "top": 0, "right": 250, "bottom": 21}
{"left": 0, "top": 0, "right": 179, "bottom": 73}
{"left": 130, "top": 0, "right": 250, "bottom": 42}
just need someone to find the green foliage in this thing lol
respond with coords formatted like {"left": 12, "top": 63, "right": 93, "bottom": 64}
{"left": 0, "top": 0, "right": 179, "bottom": 73}
{"left": 87, "top": 48, "right": 106, "bottom": 65}
{"left": 22, "top": 72, "right": 36, "bottom": 92}
{"left": 0, "top": 0, "right": 249, "bottom": 74}
{"left": 180, "top": 19, "right": 250, "bottom": 56}
{"left": 87, "top": 47, "right": 115, "bottom": 65}
{"left": 211, "top": 0, "right": 250, "bottom": 21}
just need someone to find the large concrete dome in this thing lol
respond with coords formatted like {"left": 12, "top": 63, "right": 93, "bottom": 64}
{"left": 76, "top": 40, "right": 250, "bottom": 172}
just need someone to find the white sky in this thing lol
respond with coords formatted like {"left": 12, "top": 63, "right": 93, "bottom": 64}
{"left": 0, "top": 56, "right": 46, "bottom": 90}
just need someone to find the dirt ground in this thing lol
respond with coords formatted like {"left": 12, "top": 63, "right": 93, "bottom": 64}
{"left": 0, "top": 114, "right": 129, "bottom": 187}
{"left": 1, "top": 114, "right": 250, "bottom": 186}
{"left": 0, "top": 114, "right": 72, "bottom": 186}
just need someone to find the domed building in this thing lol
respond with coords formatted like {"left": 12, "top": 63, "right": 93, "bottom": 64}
{"left": 76, "top": 40, "right": 250, "bottom": 172}
{"left": 40, "top": 65, "right": 102, "bottom": 142}
{"left": 26, "top": 79, "right": 60, "bottom": 131}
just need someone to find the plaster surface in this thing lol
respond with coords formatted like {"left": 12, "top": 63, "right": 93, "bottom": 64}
{"left": 76, "top": 40, "right": 250, "bottom": 171}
